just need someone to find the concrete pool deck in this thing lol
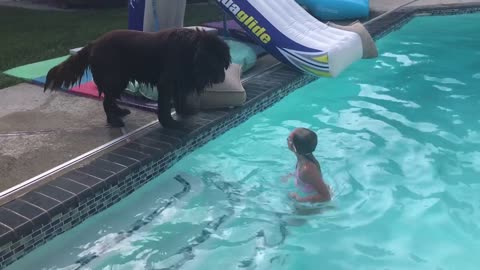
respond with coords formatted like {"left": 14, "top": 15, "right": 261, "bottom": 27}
{"left": 1, "top": 0, "right": 480, "bottom": 193}
{"left": 0, "top": 83, "right": 157, "bottom": 192}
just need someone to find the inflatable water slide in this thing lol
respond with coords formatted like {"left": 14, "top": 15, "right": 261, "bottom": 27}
{"left": 130, "top": 0, "right": 378, "bottom": 78}
{"left": 214, "top": 0, "right": 377, "bottom": 77}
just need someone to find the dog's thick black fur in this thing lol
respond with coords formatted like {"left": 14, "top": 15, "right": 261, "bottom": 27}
{"left": 44, "top": 28, "right": 231, "bottom": 128}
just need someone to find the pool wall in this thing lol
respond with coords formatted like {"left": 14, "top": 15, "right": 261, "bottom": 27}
{"left": 0, "top": 3, "right": 479, "bottom": 269}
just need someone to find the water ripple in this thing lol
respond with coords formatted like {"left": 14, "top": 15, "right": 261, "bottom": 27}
{"left": 382, "top": 52, "right": 418, "bottom": 66}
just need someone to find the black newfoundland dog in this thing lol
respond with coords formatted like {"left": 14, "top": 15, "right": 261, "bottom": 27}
{"left": 44, "top": 28, "right": 231, "bottom": 128}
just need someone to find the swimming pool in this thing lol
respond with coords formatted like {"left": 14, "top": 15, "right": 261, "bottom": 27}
{"left": 6, "top": 12, "right": 480, "bottom": 270}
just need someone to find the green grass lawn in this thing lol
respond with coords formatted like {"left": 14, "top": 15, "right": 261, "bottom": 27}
{"left": 0, "top": 4, "right": 224, "bottom": 89}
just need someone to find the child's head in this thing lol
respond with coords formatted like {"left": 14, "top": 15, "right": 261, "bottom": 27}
{"left": 287, "top": 128, "right": 318, "bottom": 155}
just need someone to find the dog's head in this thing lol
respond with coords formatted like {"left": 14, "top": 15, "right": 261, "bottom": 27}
{"left": 193, "top": 31, "right": 231, "bottom": 92}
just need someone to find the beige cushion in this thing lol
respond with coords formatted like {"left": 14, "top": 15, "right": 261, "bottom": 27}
{"left": 327, "top": 21, "right": 378, "bottom": 59}
{"left": 187, "top": 63, "right": 246, "bottom": 110}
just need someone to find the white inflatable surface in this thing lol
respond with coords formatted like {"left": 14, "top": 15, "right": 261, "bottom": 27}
{"left": 216, "top": 0, "right": 376, "bottom": 77}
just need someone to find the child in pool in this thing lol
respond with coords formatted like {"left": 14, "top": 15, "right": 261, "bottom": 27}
{"left": 283, "top": 128, "right": 331, "bottom": 203}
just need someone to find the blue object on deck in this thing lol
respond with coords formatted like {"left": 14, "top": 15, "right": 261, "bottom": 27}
{"left": 128, "top": 0, "right": 146, "bottom": 31}
{"left": 296, "top": 0, "right": 370, "bottom": 20}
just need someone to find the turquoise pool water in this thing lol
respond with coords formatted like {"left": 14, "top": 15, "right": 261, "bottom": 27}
{"left": 7, "top": 12, "right": 480, "bottom": 270}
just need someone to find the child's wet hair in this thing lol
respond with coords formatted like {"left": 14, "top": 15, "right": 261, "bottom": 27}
{"left": 292, "top": 128, "right": 317, "bottom": 155}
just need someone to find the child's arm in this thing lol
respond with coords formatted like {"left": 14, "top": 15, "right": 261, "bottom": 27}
{"left": 281, "top": 172, "right": 295, "bottom": 182}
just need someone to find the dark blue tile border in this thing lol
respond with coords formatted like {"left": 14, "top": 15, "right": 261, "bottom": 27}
{"left": 1, "top": 4, "right": 480, "bottom": 268}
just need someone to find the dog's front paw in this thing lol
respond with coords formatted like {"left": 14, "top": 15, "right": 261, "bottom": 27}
{"left": 160, "top": 119, "right": 184, "bottom": 130}
{"left": 107, "top": 117, "right": 125, "bottom": 128}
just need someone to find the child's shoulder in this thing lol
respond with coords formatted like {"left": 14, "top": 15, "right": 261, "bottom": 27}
{"left": 299, "top": 163, "right": 320, "bottom": 177}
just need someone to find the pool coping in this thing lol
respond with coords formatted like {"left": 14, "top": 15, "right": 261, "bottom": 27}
{"left": 1, "top": 3, "right": 480, "bottom": 268}
{"left": 364, "top": 3, "right": 480, "bottom": 39}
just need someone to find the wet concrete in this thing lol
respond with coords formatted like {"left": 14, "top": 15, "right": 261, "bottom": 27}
{"left": 0, "top": 83, "right": 156, "bottom": 191}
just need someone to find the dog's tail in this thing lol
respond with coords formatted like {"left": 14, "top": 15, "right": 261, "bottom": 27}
{"left": 44, "top": 44, "right": 92, "bottom": 92}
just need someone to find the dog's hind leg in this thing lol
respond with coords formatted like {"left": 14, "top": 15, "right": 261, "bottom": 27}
{"left": 95, "top": 78, "right": 129, "bottom": 128}
{"left": 103, "top": 94, "right": 126, "bottom": 128}
{"left": 112, "top": 103, "right": 131, "bottom": 118}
